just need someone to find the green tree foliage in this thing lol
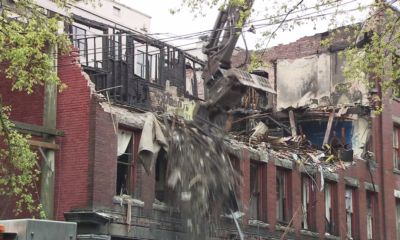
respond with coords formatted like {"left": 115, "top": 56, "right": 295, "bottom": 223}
{"left": 0, "top": 0, "right": 102, "bottom": 219}
{"left": 172, "top": 0, "right": 400, "bottom": 112}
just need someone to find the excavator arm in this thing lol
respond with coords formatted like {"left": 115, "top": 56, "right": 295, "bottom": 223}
{"left": 195, "top": 0, "right": 276, "bottom": 124}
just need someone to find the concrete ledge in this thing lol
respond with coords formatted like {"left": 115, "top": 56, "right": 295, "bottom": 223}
{"left": 153, "top": 203, "right": 168, "bottom": 211}
{"left": 78, "top": 235, "right": 111, "bottom": 240}
{"left": 365, "top": 182, "right": 379, "bottom": 192}
{"left": 393, "top": 168, "right": 400, "bottom": 175}
{"left": 324, "top": 172, "right": 339, "bottom": 182}
{"left": 393, "top": 115, "right": 400, "bottom": 125}
{"left": 248, "top": 220, "right": 270, "bottom": 228}
{"left": 300, "top": 164, "right": 317, "bottom": 174}
{"left": 344, "top": 177, "right": 359, "bottom": 188}
{"left": 275, "top": 158, "right": 293, "bottom": 170}
{"left": 300, "top": 229, "right": 319, "bottom": 238}
{"left": 275, "top": 225, "right": 295, "bottom": 234}
{"left": 113, "top": 196, "right": 144, "bottom": 207}
{"left": 395, "top": 190, "right": 400, "bottom": 198}
{"left": 324, "top": 233, "right": 342, "bottom": 240}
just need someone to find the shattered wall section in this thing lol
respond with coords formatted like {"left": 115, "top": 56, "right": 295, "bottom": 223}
{"left": 277, "top": 53, "right": 369, "bottom": 110}
{"left": 185, "top": 69, "right": 205, "bottom": 100}
{"left": 330, "top": 52, "right": 369, "bottom": 107}
{"left": 151, "top": 80, "right": 197, "bottom": 120}
{"left": 277, "top": 54, "right": 330, "bottom": 109}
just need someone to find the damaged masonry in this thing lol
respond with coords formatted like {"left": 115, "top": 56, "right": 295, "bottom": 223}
{"left": 1, "top": 1, "right": 400, "bottom": 240}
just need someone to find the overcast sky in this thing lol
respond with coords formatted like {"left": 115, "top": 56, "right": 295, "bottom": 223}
{"left": 118, "top": 0, "right": 373, "bottom": 50}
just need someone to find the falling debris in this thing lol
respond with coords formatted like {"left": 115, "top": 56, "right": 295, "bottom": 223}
{"left": 164, "top": 115, "right": 241, "bottom": 239}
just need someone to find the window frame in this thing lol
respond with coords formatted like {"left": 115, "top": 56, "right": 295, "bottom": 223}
{"left": 396, "top": 198, "right": 400, "bottom": 240}
{"left": 113, "top": 6, "right": 121, "bottom": 17}
{"left": 301, "top": 175, "right": 316, "bottom": 231}
{"left": 249, "top": 161, "right": 263, "bottom": 221}
{"left": 116, "top": 128, "right": 139, "bottom": 196}
{"left": 136, "top": 51, "right": 152, "bottom": 79}
{"left": 366, "top": 191, "right": 376, "bottom": 240}
{"left": 276, "top": 169, "right": 287, "bottom": 223}
{"left": 325, "top": 182, "right": 334, "bottom": 234}
{"left": 345, "top": 187, "right": 356, "bottom": 239}
{"left": 395, "top": 125, "right": 400, "bottom": 170}
{"left": 72, "top": 26, "right": 87, "bottom": 58}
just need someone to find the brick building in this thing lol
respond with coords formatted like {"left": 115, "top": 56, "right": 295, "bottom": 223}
{"left": 1, "top": 2, "right": 400, "bottom": 240}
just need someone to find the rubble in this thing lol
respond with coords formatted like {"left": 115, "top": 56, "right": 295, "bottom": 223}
{"left": 229, "top": 119, "right": 367, "bottom": 175}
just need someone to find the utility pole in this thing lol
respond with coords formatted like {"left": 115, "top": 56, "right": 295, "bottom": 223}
{"left": 40, "top": 11, "right": 62, "bottom": 220}
{"left": 40, "top": 42, "right": 57, "bottom": 220}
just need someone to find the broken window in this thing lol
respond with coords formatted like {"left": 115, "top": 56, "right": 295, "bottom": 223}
{"left": 155, "top": 150, "right": 168, "bottom": 203}
{"left": 116, "top": 129, "right": 134, "bottom": 195}
{"left": 395, "top": 126, "right": 399, "bottom": 169}
{"left": 325, "top": 183, "right": 334, "bottom": 234}
{"left": 250, "top": 163, "right": 261, "bottom": 220}
{"left": 366, "top": 192, "right": 376, "bottom": 240}
{"left": 276, "top": 170, "right": 286, "bottom": 222}
{"left": 136, "top": 51, "right": 152, "bottom": 79}
{"left": 346, "top": 188, "right": 355, "bottom": 238}
{"left": 302, "top": 176, "right": 316, "bottom": 231}
{"left": 72, "top": 26, "right": 87, "bottom": 58}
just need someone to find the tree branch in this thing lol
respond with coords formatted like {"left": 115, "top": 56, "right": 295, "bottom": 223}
{"left": 260, "top": 0, "right": 304, "bottom": 57}
{"left": 0, "top": 95, "right": 13, "bottom": 220}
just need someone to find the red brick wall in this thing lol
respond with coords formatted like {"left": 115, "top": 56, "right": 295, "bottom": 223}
{"left": 232, "top": 25, "right": 355, "bottom": 67}
{"left": 86, "top": 99, "right": 117, "bottom": 209}
{"left": 0, "top": 46, "right": 92, "bottom": 220}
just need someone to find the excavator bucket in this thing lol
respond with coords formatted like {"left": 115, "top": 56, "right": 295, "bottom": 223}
{"left": 193, "top": 68, "right": 275, "bottom": 128}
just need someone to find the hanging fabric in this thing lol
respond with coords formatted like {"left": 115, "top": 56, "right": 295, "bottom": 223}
{"left": 118, "top": 129, "right": 133, "bottom": 156}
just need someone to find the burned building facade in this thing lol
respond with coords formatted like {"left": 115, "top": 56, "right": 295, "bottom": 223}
{"left": 0, "top": 2, "right": 400, "bottom": 240}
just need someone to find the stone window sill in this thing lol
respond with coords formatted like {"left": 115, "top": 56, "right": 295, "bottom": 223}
{"left": 393, "top": 168, "right": 400, "bottom": 175}
{"left": 153, "top": 203, "right": 168, "bottom": 211}
{"left": 324, "top": 233, "right": 342, "bottom": 240}
{"left": 113, "top": 195, "right": 144, "bottom": 208}
{"left": 248, "top": 220, "right": 270, "bottom": 228}
{"left": 275, "top": 225, "right": 295, "bottom": 234}
{"left": 300, "top": 229, "right": 319, "bottom": 238}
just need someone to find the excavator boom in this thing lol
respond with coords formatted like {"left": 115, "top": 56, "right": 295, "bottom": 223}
{"left": 195, "top": 0, "right": 275, "bottom": 125}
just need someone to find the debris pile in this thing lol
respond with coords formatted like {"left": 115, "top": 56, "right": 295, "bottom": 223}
{"left": 231, "top": 122, "right": 361, "bottom": 173}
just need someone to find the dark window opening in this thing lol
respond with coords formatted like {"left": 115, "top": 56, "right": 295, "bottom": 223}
{"left": 155, "top": 149, "right": 168, "bottom": 203}
{"left": 116, "top": 130, "right": 134, "bottom": 195}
